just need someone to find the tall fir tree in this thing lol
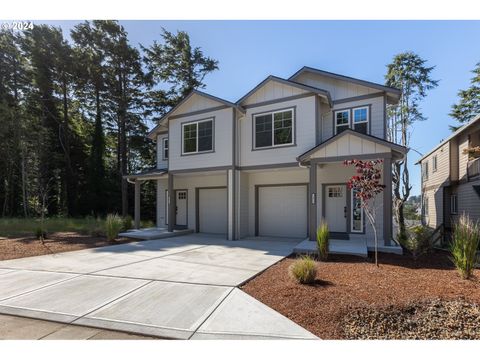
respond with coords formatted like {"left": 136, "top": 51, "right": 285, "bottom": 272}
{"left": 450, "top": 62, "right": 480, "bottom": 130}
{"left": 385, "top": 51, "right": 438, "bottom": 239}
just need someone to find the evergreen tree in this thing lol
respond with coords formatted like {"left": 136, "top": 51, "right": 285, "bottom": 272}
{"left": 385, "top": 52, "right": 438, "bottom": 239}
{"left": 450, "top": 62, "right": 480, "bottom": 130}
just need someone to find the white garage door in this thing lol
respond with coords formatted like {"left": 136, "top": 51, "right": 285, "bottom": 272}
{"left": 198, "top": 188, "right": 228, "bottom": 234}
{"left": 258, "top": 185, "right": 308, "bottom": 238}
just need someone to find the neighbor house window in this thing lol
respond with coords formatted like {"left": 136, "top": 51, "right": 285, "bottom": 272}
{"left": 254, "top": 109, "right": 294, "bottom": 149}
{"left": 182, "top": 118, "right": 213, "bottom": 154}
{"left": 335, "top": 110, "right": 350, "bottom": 134}
{"left": 423, "top": 196, "right": 429, "bottom": 217}
{"left": 451, "top": 194, "right": 458, "bottom": 214}
{"left": 352, "top": 107, "right": 369, "bottom": 134}
{"left": 351, "top": 189, "right": 363, "bottom": 232}
{"left": 422, "top": 161, "right": 429, "bottom": 181}
{"left": 162, "top": 138, "right": 169, "bottom": 160}
{"left": 432, "top": 155, "right": 438, "bottom": 172}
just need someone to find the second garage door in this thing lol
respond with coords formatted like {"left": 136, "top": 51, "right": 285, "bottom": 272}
{"left": 258, "top": 185, "right": 308, "bottom": 238}
{"left": 198, "top": 187, "right": 228, "bottom": 234}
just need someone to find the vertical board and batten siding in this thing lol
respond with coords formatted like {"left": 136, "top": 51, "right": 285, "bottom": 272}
{"left": 168, "top": 106, "right": 233, "bottom": 171}
{"left": 156, "top": 179, "right": 168, "bottom": 227}
{"left": 156, "top": 134, "right": 168, "bottom": 169}
{"left": 316, "top": 162, "right": 385, "bottom": 247}
{"left": 456, "top": 179, "right": 480, "bottom": 223}
{"left": 241, "top": 81, "right": 309, "bottom": 106}
{"left": 310, "top": 133, "right": 391, "bottom": 159}
{"left": 238, "top": 95, "right": 316, "bottom": 167}
{"left": 321, "top": 96, "right": 386, "bottom": 141}
{"left": 294, "top": 73, "right": 381, "bottom": 100}
{"left": 244, "top": 168, "right": 309, "bottom": 237}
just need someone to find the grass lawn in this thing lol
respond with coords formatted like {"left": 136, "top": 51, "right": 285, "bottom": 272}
{"left": 242, "top": 251, "right": 480, "bottom": 340}
{"left": 0, "top": 217, "right": 155, "bottom": 261}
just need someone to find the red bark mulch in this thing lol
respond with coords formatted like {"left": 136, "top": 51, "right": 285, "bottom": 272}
{"left": 0, "top": 232, "right": 137, "bottom": 261}
{"left": 241, "top": 251, "right": 480, "bottom": 339}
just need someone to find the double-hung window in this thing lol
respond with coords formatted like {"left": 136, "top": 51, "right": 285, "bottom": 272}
{"left": 162, "top": 138, "right": 169, "bottom": 160}
{"left": 432, "top": 155, "right": 438, "bottom": 172}
{"left": 422, "top": 161, "right": 429, "bottom": 182}
{"left": 335, "top": 110, "right": 350, "bottom": 134}
{"left": 450, "top": 194, "right": 458, "bottom": 215}
{"left": 182, "top": 118, "right": 213, "bottom": 154}
{"left": 352, "top": 107, "right": 369, "bottom": 134}
{"left": 254, "top": 109, "right": 294, "bottom": 149}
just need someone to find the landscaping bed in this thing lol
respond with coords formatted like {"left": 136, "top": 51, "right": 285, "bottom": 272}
{"left": 0, "top": 232, "right": 136, "bottom": 261}
{"left": 241, "top": 251, "right": 480, "bottom": 339}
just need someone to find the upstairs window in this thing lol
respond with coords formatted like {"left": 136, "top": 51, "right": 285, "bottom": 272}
{"left": 335, "top": 110, "right": 350, "bottom": 134}
{"left": 353, "top": 107, "right": 369, "bottom": 134}
{"left": 422, "top": 161, "right": 429, "bottom": 181}
{"left": 432, "top": 154, "right": 438, "bottom": 172}
{"left": 182, "top": 118, "right": 213, "bottom": 154}
{"left": 254, "top": 109, "right": 294, "bottom": 149}
{"left": 162, "top": 138, "right": 169, "bottom": 160}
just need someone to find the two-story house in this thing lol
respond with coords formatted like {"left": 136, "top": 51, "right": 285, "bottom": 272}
{"left": 417, "top": 113, "right": 480, "bottom": 233}
{"left": 126, "top": 66, "right": 407, "bottom": 254}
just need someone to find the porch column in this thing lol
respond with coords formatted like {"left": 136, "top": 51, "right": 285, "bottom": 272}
{"left": 309, "top": 163, "right": 317, "bottom": 241}
{"left": 134, "top": 180, "right": 141, "bottom": 229}
{"left": 383, "top": 157, "right": 392, "bottom": 246}
{"left": 227, "top": 168, "right": 235, "bottom": 240}
{"left": 168, "top": 174, "right": 175, "bottom": 232}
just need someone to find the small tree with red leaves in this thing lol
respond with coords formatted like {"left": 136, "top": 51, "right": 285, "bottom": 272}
{"left": 344, "top": 159, "right": 386, "bottom": 266}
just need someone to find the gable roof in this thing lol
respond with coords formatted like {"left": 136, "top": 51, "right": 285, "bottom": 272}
{"left": 416, "top": 113, "right": 480, "bottom": 164}
{"left": 236, "top": 75, "right": 333, "bottom": 107}
{"left": 289, "top": 66, "right": 401, "bottom": 100}
{"left": 297, "top": 129, "right": 407, "bottom": 162}
{"left": 147, "top": 89, "right": 244, "bottom": 139}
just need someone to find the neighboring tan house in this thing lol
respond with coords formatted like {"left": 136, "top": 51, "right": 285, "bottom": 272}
{"left": 417, "top": 114, "right": 480, "bottom": 234}
{"left": 126, "top": 66, "right": 407, "bottom": 253}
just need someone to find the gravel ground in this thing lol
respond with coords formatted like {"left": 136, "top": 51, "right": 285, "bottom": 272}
{"left": 343, "top": 299, "right": 480, "bottom": 339}
{"left": 242, "top": 251, "right": 480, "bottom": 339}
{"left": 0, "top": 232, "right": 136, "bottom": 261}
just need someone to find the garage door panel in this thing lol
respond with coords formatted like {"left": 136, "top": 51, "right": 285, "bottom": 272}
{"left": 258, "top": 185, "right": 307, "bottom": 238}
{"left": 199, "top": 188, "right": 227, "bottom": 234}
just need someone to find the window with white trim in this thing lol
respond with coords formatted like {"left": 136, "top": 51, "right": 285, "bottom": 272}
{"left": 422, "top": 161, "right": 429, "bottom": 181}
{"left": 182, "top": 118, "right": 213, "bottom": 154}
{"left": 351, "top": 189, "right": 363, "bottom": 232}
{"left": 254, "top": 109, "right": 294, "bottom": 149}
{"left": 352, "top": 107, "right": 369, "bottom": 134}
{"left": 335, "top": 110, "right": 350, "bottom": 134}
{"left": 450, "top": 194, "right": 458, "bottom": 215}
{"left": 162, "top": 138, "right": 169, "bottom": 160}
{"left": 432, "top": 155, "right": 438, "bottom": 172}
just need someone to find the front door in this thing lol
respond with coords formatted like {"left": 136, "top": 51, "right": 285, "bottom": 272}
{"left": 175, "top": 190, "right": 187, "bottom": 227}
{"left": 325, "top": 185, "right": 347, "bottom": 232}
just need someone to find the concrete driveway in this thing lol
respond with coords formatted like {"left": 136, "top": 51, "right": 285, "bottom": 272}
{"left": 0, "top": 234, "right": 317, "bottom": 340}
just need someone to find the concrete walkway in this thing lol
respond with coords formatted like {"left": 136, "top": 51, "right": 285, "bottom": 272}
{"left": 0, "top": 234, "right": 317, "bottom": 340}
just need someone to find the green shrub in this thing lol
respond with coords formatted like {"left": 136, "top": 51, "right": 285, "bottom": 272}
{"left": 35, "top": 227, "right": 47, "bottom": 241}
{"left": 316, "top": 221, "right": 329, "bottom": 261}
{"left": 105, "top": 214, "right": 124, "bottom": 242}
{"left": 123, "top": 215, "right": 133, "bottom": 231}
{"left": 289, "top": 256, "right": 317, "bottom": 284}
{"left": 398, "top": 225, "right": 433, "bottom": 259}
{"left": 450, "top": 214, "right": 480, "bottom": 280}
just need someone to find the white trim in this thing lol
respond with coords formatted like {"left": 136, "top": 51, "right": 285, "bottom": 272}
{"left": 181, "top": 118, "right": 214, "bottom": 155}
{"left": 162, "top": 137, "right": 169, "bottom": 160}
{"left": 334, "top": 109, "right": 350, "bottom": 135}
{"left": 351, "top": 189, "right": 363, "bottom": 233}
{"left": 253, "top": 108, "right": 295, "bottom": 149}
{"left": 352, "top": 106, "right": 369, "bottom": 133}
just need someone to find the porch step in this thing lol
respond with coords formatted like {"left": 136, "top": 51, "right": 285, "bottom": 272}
{"left": 293, "top": 239, "right": 368, "bottom": 258}
{"left": 118, "top": 228, "right": 193, "bottom": 240}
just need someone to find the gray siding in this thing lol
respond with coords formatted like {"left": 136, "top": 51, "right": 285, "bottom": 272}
{"left": 156, "top": 134, "right": 168, "bottom": 169}
{"left": 456, "top": 178, "right": 480, "bottom": 223}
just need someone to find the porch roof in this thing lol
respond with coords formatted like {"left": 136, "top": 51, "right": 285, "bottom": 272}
{"left": 297, "top": 129, "right": 407, "bottom": 163}
{"left": 124, "top": 168, "right": 168, "bottom": 181}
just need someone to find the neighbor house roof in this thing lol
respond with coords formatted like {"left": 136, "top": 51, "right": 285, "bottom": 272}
{"left": 236, "top": 75, "right": 333, "bottom": 107}
{"left": 297, "top": 129, "right": 407, "bottom": 162}
{"left": 289, "top": 66, "right": 401, "bottom": 101}
{"left": 416, "top": 113, "right": 480, "bottom": 164}
{"left": 147, "top": 89, "right": 244, "bottom": 140}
